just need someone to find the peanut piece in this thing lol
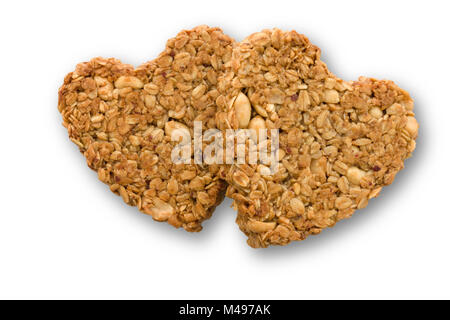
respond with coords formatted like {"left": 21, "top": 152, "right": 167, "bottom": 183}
{"left": 247, "top": 220, "right": 276, "bottom": 233}
{"left": 233, "top": 92, "right": 251, "bottom": 128}
{"left": 248, "top": 116, "right": 266, "bottom": 134}
{"left": 290, "top": 198, "right": 305, "bottom": 214}
{"left": 253, "top": 104, "right": 268, "bottom": 117}
{"left": 405, "top": 116, "right": 419, "bottom": 138}
{"left": 145, "top": 198, "right": 174, "bottom": 221}
{"left": 347, "top": 166, "right": 366, "bottom": 186}
{"left": 114, "top": 76, "right": 143, "bottom": 89}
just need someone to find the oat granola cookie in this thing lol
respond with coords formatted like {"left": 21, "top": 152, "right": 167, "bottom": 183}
{"left": 216, "top": 29, "right": 418, "bottom": 247}
{"left": 58, "top": 26, "right": 235, "bottom": 232}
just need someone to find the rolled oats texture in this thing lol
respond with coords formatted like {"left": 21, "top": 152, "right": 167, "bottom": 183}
{"left": 58, "top": 26, "right": 235, "bottom": 232}
{"left": 215, "top": 29, "right": 418, "bottom": 248}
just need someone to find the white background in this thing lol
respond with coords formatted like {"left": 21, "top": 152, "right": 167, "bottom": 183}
{"left": 0, "top": 0, "right": 448, "bottom": 300}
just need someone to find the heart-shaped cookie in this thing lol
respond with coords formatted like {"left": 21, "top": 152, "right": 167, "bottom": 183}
{"left": 58, "top": 26, "right": 235, "bottom": 232}
{"left": 215, "top": 29, "right": 418, "bottom": 247}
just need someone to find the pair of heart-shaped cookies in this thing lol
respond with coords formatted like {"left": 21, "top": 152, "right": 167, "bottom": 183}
{"left": 58, "top": 26, "right": 418, "bottom": 248}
